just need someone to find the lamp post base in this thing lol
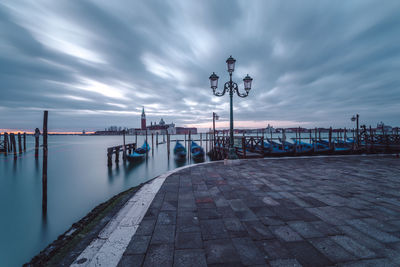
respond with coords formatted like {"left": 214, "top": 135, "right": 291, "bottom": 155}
{"left": 227, "top": 147, "right": 238, "bottom": 160}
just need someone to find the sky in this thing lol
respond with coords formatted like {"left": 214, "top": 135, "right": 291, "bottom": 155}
{"left": 0, "top": 0, "right": 399, "bottom": 132}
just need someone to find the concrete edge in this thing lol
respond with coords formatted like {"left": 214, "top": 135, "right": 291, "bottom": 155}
{"left": 69, "top": 160, "right": 220, "bottom": 267}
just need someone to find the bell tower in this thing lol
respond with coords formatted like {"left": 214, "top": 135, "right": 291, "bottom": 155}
{"left": 141, "top": 106, "right": 146, "bottom": 130}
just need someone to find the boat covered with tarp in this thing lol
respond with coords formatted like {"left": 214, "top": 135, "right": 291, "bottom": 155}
{"left": 127, "top": 141, "right": 150, "bottom": 162}
{"left": 174, "top": 141, "right": 187, "bottom": 160}
{"left": 191, "top": 141, "right": 204, "bottom": 160}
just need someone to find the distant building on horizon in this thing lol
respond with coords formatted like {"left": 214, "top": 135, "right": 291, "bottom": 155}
{"left": 129, "top": 107, "right": 196, "bottom": 135}
{"left": 141, "top": 107, "right": 146, "bottom": 130}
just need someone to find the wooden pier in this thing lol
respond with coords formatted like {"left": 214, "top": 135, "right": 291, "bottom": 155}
{"left": 107, "top": 143, "right": 136, "bottom": 166}
{"left": 0, "top": 131, "right": 27, "bottom": 159}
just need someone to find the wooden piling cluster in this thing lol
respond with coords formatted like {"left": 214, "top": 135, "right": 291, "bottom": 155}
{"left": 0, "top": 131, "right": 27, "bottom": 159}
{"left": 107, "top": 143, "right": 136, "bottom": 166}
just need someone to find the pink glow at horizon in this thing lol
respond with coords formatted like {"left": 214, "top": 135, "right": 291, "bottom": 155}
{"left": 184, "top": 120, "right": 310, "bottom": 130}
{"left": 0, "top": 129, "right": 95, "bottom": 135}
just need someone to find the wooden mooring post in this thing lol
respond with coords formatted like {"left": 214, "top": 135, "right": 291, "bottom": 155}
{"left": 18, "top": 132, "right": 22, "bottom": 154}
{"left": 206, "top": 133, "right": 208, "bottom": 152}
{"left": 188, "top": 132, "right": 191, "bottom": 160}
{"left": 35, "top": 128, "right": 40, "bottom": 158}
{"left": 156, "top": 132, "right": 159, "bottom": 146}
{"left": 200, "top": 133, "right": 202, "bottom": 147}
{"left": 42, "top": 110, "right": 48, "bottom": 216}
{"left": 167, "top": 132, "right": 170, "bottom": 158}
{"left": 3, "top": 132, "right": 8, "bottom": 156}
{"left": 23, "top": 132, "right": 26, "bottom": 152}
{"left": 328, "top": 127, "right": 333, "bottom": 149}
{"left": 122, "top": 130, "right": 126, "bottom": 162}
{"left": 11, "top": 133, "right": 17, "bottom": 160}
{"left": 152, "top": 133, "right": 154, "bottom": 150}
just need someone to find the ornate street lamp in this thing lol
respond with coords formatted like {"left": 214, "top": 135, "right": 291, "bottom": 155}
{"left": 209, "top": 56, "right": 253, "bottom": 159}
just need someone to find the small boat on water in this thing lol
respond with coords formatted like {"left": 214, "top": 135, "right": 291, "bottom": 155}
{"left": 265, "top": 139, "right": 293, "bottom": 155}
{"left": 127, "top": 141, "right": 150, "bottom": 162}
{"left": 191, "top": 141, "right": 204, "bottom": 160}
{"left": 311, "top": 139, "right": 332, "bottom": 153}
{"left": 319, "top": 139, "right": 351, "bottom": 153}
{"left": 291, "top": 140, "right": 314, "bottom": 154}
{"left": 174, "top": 141, "right": 187, "bottom": 160}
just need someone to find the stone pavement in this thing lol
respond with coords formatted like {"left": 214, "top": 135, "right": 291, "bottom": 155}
{"left": 118, "top": 155, "right": 400, "bottom": 266}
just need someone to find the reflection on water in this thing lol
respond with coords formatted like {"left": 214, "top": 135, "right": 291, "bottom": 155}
{"left": 0, "top": 135, "right": 211, "bottom": 267}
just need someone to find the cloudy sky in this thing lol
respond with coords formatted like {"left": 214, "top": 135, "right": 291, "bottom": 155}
{"left": 1, "top": 0, "right": 399, "bottom": 132}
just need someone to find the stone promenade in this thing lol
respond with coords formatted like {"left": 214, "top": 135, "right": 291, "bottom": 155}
{"left": 118, "top": 155, "right": 400, "bottom": 266}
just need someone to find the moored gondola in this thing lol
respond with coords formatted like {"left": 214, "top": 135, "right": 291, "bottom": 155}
{"left": 127, "top": 141, "right": 150, "bottom": 162}
{"left": 174, "top": 141, "right": 187, "bottom": 160}
{"left": 191, "top": 141, "right": 204, "bottom": 161}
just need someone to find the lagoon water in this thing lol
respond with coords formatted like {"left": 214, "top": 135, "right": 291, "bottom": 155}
{"left": 0, "top": 135, "right": 210, "bottom": 267}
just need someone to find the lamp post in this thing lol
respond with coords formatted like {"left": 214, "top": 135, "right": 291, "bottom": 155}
{"left": 213, "top": 112, "right": 219, "bottom": 148}
{"left": 351, "top": 114, "right": 359, "bottom": 147}
{"left": 209, "top": 56, "right": 253, "bottom": 159}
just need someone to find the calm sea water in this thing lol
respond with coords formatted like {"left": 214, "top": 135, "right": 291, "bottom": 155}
{"left": 0, "top": 135, "right": 211, "bottom": 267}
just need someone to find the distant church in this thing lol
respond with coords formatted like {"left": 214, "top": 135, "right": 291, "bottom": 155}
{"left": 129, "top": 107, "right": 197, "bottom": 135}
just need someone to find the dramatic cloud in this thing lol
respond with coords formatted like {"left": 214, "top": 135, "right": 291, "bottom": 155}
{"left": 1, "top": 0, "right": 399, "bottom": 131}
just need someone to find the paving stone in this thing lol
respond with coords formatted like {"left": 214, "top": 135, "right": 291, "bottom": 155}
{"left": 309, "top": 237, "right": 357, "bottom": 262}
{"left": 336, "top": 225, "right": 385, "bottom": 250}
{"left": 161, "top": 200, "right": 178, "bottom": 211}
{"left": 244, "top": 197, "right": 268, "bottom": 208}
{"left": 174, "top": 249, "right": 207, "bottom": 267}
{"left": 346, "top": 219, "right": 400, "bottom": 243}
{"left": 243, "top": 220, "right": 275, "bottom": 240}
{"left": 157, "top": 211, "right": 177, "bottom": 225}
{"left": 204, "top": 239, "right": 241, "bottom": 264}
{"left": 198, "top": 208, "right": 221, "bottom": 220}
{"left": 229, "top": 199, "right": 250, "bottom": 211}
{"left": 144, "top": 208, "right": 160, "bottom": 220}
{"left": 117, "top": 254, "right": 144, "bottom": 267}
{"left": 124, "top": 235, "right": 150, "bottom": 254}
{"left": 217, "top": 206, "right": 236, "bottom": 218}
{"left": 259, "top": 216, "right": 285, "bottom": 226}
{"left": 223, "top": 217, "right": 248, "bottom": 237}
{"left": 288, "top": 221, "right": 324, "bottom": 238}
{"left": 143, "top": 243, "right": 174, "bottom": 267}
{"left": 270, "top": 226, "right": 303, "bottom": 242}
{"left": 362, "top": 218, "right": 400, "bottom": 233}
{"left": 175, "top": 231, "right": 203, "bottom": 249}
{"left": 214, "top": 196, "right": 230, "bottom": 207}
{"left": 306, "top": 207, "right": 344, "bottom": 225}
{"left": 289, "top": 208, "right": 321, "bottom": 221}
{"left": 269, "top": 259, "right": 303, "bottom": 267}
{"left": 250, "top": 206, "right": 276, "bottom": 217}
{"left": 256, "top": 239, "right": 293, "bottom": 260}
{"left": 261, "top": 196, "right": 280, "bottom": 206}
{"left": 285, "top": 241, "right": 333, "bottom": 267}
{"left": 232, "top": 237, "right": 266, "bottom": 265}
{"left": 269, "top": 206, "right": 300, "bottom": 221}
{"left": 310, "top": 221, "right": 342, "bottom": 236}
{"left": 338, "top": 258, "right": 397, "bottom": 267}
{"left": 135, "top": 219, "right": 156, "bottom": 235}
{"left": 331, "top": 235, "right": 376, "bottom": 259}
{"left": 151, "top": 224, "right": 175, "bottom": 244}
{"left": 178, "top": 199, "right": 197, "bottom": 211}
{"left": 235, "top": 209, "right": 259, "bottom": 221}
{"left": 200, "top": 219, "right": 229, "bottom": 240}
